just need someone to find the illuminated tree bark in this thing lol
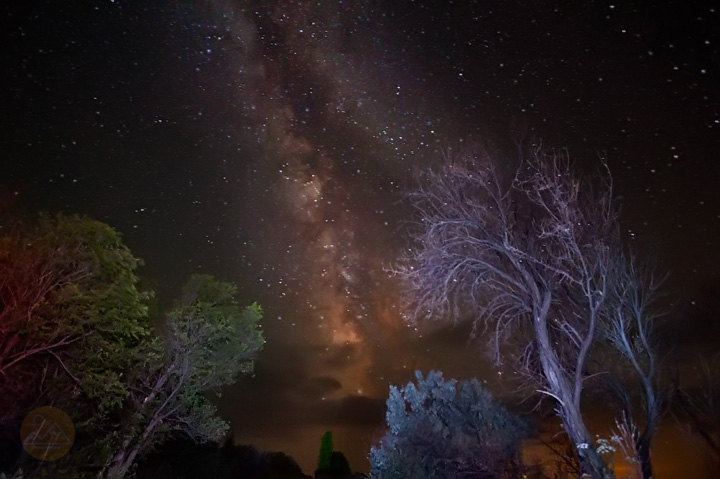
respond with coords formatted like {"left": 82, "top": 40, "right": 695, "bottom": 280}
{"left": 395, "top": 146, "right": 621, "bottom": 479}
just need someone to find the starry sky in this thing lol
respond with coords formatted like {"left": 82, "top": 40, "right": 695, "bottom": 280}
{"left": 3, "top": 0, "right": 720, "bottom": 476}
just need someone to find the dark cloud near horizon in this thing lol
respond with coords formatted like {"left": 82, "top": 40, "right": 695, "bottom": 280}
{"left": 220, "top": 348, "right": 384, "bottom": 437}
{"left": 308, "top": 395, "right": 385, "bottom": 428}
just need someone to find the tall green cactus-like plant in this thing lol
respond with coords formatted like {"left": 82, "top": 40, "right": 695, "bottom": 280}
{"left": 317, "top": 431, "right": 333, "bottom": 471}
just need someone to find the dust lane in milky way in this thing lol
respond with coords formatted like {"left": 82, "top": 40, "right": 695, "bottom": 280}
{"left": 204, "top": 2, "right": 435, "bottom": 466}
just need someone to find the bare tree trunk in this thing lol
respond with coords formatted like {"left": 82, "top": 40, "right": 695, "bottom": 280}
{"left": 531, "top": 291, "right": 613, "bottom": 479}
{"left": 536, "top": 319, "right": 614, "bottom": 479}
{"left": 106, "top": 439, "right": 131, "bottom": 479}
{"left": 637, "top": 379, "right": 658, "bottom": 479}
{"left": 106, "top": 414, "right": 162, "bottom": 479}
{"left": 605, "top": 256, "right": 664, "bottom": 479}
{"left": 636, "top": 433, "right": 653, "bottom": 479}
{"left": 577, "top": 447, "right": 615, "bottom": 479}
{"left": 106, "top": 372, "right": 170, "bottom": 479}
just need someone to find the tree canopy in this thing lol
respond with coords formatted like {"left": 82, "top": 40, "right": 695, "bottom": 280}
{"left": 0, "top": 213, "right": 151, "bottom": 422}
{"left": 0, "top": 213, "right": 263, "bottom": 479}
{"left": 106, "top": 275, "right": 264, "bottom": 479}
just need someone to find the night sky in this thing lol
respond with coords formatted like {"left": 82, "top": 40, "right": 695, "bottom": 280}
{"left": 3, "top": 0, "right": 720, "bottom": 476}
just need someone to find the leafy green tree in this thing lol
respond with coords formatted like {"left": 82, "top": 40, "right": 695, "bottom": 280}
{"left": 370, "top": 370, "right": 527, "bottom": 479}
{"left": 105, "top": 275, "right": 264, "bottom": 479}
{"left": 0, "top": 213, "right": 151, "bottom": 421}
{"left": 0, "top": 213, "right": 155, "bottom": 478}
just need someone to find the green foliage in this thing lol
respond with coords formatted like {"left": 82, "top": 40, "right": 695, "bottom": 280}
{"left": 168, "top": 275, "right": 263, "bottom": 386}
{"left": 370, "top": 370, "right": 527, "bottom": 479}
{"left": 105, "top": 274, "right": 264, "bottom": 479}
{"left": 0, "top": 213, "right": 154, "bottom": 478}
{"left": 0, "top": 213, "right": 152, "bottom": 420}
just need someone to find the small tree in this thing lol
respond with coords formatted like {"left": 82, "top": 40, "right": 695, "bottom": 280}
{"left": 673, "top": 354, "right": 720, "bottom": 466}
{"left": 317, "top": 431, "right": 333, "bottom": 472}
{"left": 316, "top": 431, "right": 351, "bottom": 479}
{"left": 602, "top": 254, "right": 666, "bottom": 479}
{"left": 370, "top": 370, "right": 526, "bottom": 479}
{"left": 105, "top": 275, "right": 264, "bottom": 479}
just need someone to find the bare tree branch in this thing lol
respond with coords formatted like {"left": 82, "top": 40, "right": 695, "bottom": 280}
{"left": 673, "top": 354, "right": 720, "bottom": 463}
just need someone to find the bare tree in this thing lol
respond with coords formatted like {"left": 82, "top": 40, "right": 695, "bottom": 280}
{"left": 673, "top": 354, "right": 720, "bottom": 465}
{"left": 603, "top": 255, "right": 666, "bottom": 479}
{"left": 395, "top": 146, "right": 620, "bottom": 479}
{"left": 538, "top": 433, "right": 583, "bottom": 479}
